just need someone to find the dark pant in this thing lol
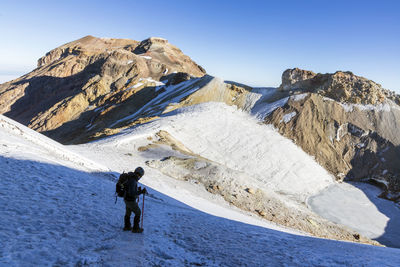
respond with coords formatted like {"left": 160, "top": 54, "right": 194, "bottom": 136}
{"left": 124, "top": 199, "right": 141, "bottom": 229}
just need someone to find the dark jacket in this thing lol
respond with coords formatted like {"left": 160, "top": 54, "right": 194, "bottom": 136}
{"left": 124, "top": 174, "right": 142, "bottom": 201}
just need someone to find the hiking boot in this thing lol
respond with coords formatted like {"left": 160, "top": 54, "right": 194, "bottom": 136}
{"left": 132, "top": 227, "right": 144, "bottom": 233}
{"left": 124, "top": 216, "right": 132, "bottom": 231}
{"left": 123, "top": 225, "right": 132, "bottom": 231}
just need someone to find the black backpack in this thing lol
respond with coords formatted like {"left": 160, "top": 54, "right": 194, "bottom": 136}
{"left": 116, "top": 172, "right": 130, "bottom": 198}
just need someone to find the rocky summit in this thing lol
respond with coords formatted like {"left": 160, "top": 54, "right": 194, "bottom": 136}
{"left": 0, "top": 35, "right": 206, "bottom": 143}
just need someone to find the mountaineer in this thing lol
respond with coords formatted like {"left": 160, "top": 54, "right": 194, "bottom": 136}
{"left": 119, "top": 167, "right": 147, "bottom": 233}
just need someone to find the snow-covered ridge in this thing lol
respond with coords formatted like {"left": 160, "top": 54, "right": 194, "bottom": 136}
{"left": 0, "top": 115, "right": 107, "bottom": 172}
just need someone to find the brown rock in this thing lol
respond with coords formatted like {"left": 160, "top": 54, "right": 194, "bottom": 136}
{"left": 245, "top": 188, "right": 255, "bottom": 194}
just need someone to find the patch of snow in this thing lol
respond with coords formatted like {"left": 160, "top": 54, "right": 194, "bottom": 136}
{"left": 194, "top": 161, "right": 208, "bottom": 170}
{"left": 336, "top": 123, "right": 347, "bottom": 141}
{"left": 280, "top": 111, "right": 297, "bottom": 123}
{"left": 133, "top": 82, "right": 144, "bottom": 88}
{"left": 290, "top": 93, "right": 309, "bottom": 102}
{"left": 244, "top": 87, "right": 276, "bottom": 114}
{"left": 123, "top": 78, "right": 166, "bottom": 92}
{"left": 139, "top": 77, "right": 165, "bottom": 86}
{"left": 370, "top": 177, "right": 389, "bottom": 187}
{"left": 252, "top": 97, "right": 289, "bottom": 121}
{"left": 323, "top": 97, "right": 335, "bottom": 102}
{"left": 94, "top": 106, "right": 105, "bottom": 112}
{"left": 86, "top": 105, "right": 96, "bottom": 111}
{"left": 340, "top": 103, "right": 354, "bottom": 112}
{"left": 140, "top": 55, "right": 152, "bottom": 60}
{"left": 341, "top": 102, "right": 393, "bottom": 113}
{"left": 356, "top": 103, "right": 392, "bottom": 112}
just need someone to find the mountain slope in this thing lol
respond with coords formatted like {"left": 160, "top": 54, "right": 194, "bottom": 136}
{"left": 2, "top": 112, "right": 400, "bottom": 266}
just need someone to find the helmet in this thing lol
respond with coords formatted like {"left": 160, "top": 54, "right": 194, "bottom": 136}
{"left": 134, "top": 167, "right": 144, "bottom": 177}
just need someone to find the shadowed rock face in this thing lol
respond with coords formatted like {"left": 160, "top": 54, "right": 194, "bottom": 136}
{"left": 267, "top": 68, "right": 400, "bottom": 197}
{"left": 0, "top": 35, "right": 206, "bottom": 143}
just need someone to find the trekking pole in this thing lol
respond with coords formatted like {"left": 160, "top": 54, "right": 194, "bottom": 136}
{"left": 141, "top": 193, "right": 145, "bottom": 229}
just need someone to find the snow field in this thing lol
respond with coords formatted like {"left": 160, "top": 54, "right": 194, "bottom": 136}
{"left": 108, "top": 102, "right": 334, "bottom": 203}
{"left": 2, "top": 102, "right": 400, "bottom": 265}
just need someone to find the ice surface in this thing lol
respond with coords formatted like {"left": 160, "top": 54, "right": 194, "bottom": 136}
{"left": 281, "top": 111, "right": 297, "bottom": 123}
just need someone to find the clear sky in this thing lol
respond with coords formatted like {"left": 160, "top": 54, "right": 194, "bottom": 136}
{"left": 1, "top": 0, "right": 399, "bottom": 92}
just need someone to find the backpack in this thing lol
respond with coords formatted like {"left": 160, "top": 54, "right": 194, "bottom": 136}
{"left": 116, "top": 172, "right": 130, "bottom": 198}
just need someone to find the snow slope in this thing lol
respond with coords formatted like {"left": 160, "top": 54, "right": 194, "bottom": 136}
{"left": 2, "top": 109, "right": 400, "bottom": 266}
{"left": 84, "top": 102, "right": 334, "bottom": 203}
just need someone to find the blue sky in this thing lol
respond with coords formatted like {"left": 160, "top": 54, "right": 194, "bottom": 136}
{"left": 0, "top": 0, "right": 399, "bottom": 92}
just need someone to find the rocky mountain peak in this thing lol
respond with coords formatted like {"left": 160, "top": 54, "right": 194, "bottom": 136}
{"left": 0, "top": 35, "right": 207, "bottom": 143}
{"left": 279, "top": 68, "right": 399, "bottom": 105}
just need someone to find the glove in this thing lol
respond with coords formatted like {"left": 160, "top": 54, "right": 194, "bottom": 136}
{"left": 141, "top": 188, "right": 147, "bottom": 195}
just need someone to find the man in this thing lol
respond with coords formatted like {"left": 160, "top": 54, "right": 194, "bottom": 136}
{"left": 123, "top": 167, "right": 147, "bottom": 233}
